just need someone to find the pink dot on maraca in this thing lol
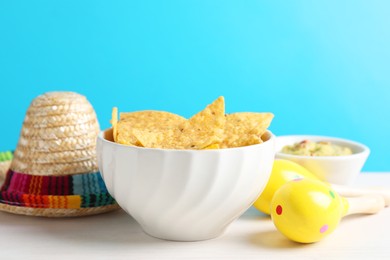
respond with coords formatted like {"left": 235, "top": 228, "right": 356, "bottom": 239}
{"left": 320, "top": 224, "right": 328, "bottom": 233}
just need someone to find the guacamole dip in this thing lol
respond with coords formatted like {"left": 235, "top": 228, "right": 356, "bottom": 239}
{"left": 281, "top": 140, "right": 352, "bottom": 156}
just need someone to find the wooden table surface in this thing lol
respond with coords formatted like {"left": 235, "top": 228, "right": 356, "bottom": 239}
{"left": 1, "top": 173, "right": 389, "bottom": 259}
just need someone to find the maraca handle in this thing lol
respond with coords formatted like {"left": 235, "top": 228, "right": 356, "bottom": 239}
{"left": 345, "top": 194, "right": 385, "bottom": 216}
{"left": 332, "top": 184, "right": 390, "bottom": 207}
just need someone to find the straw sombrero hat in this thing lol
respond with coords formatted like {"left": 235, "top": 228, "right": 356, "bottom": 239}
{"left": 0, "top": 92, "right": 119, "bottom": 217}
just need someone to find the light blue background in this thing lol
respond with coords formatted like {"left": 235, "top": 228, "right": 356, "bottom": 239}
{"left": 0, "top": 1, "right": 389, "bottom": 171}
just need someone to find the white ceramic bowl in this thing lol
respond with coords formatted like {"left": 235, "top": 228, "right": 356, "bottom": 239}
{"left": 97, "top": 129, "right": 275, "bottom": 241}
{"left": 275, "top": 135, "right": 370, "bottom": 185}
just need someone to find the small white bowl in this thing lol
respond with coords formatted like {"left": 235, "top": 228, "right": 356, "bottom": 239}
{"left": 275, "top": 135, "right": 370, "bottom": 185}
{"left": 97, "top": 129, "right": 275, "bottom": 241}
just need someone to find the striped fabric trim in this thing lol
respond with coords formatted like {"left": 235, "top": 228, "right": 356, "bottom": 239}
{"left": 0, "top": 170, "right": 115, "bottom": 209}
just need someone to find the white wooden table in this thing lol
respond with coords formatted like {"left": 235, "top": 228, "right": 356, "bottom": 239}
{"left": 1, "top": 173, "right": 389, "bottom": 259}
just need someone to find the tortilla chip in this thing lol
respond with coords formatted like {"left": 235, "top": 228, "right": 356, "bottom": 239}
{"left": 221, "top": 112, "right": 273, "bottom": 148}
{"left": 110, "top": 97, "right": 273, "bottom": 150}
{"left": 129, "top": 97, "right": 226, "bottom": 149}
{"left": 111, "top": 107, "right": 118, "bottom": 142}
{"left": 221, "top": 134, "right": 262, "bottom": 148}
{"left": 131, "top": 128, "right": 165, "bottom": 148}
{"left": 119, "top": 111, "right": 186, "bottom": 125}
{"left": 177, "top": 96, "right": 225, "bottom": 149}
{"left": 115, "top": 111, "right": 186, "bottom": 146}
{"left": 203, "top": 144, "right": 220, "bottom": 150}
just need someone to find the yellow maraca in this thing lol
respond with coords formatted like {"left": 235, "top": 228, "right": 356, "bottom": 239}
{"left": 253, "top": 159, "right": 390, "bottom": 215}
{"left": 253, "top": 159, "right": 319, "bottom": 215}
{"left": 270, "top": 178, "right": 384, "bottom": 243}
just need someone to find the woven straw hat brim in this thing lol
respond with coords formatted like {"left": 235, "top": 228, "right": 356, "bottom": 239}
{"left": 0, "top": 203, "right": 120, "bottom": 217}
{"left": 16, "top": 134, "right": 98, "bottom": 152}
{"left": 26, "top": 103, "right": 95, "bottom": 117}
{"left": 30, "top": 92, "right": 88, "bottom": 107}
{"left": 21, "top": 121, "right": 99, "bottom": 140}
{"left": 10, "top": 158, "right": 99, "bottom": 176}
{"left": 20, "top": 122, "right": 100, "bottom": 141}
{"left": 23, "top": 113, "right": 98, "bottom": 128}
{"left": 13, "top": 147, "right": 97, "bottom": 164}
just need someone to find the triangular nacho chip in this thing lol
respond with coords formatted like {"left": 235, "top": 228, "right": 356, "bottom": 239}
{"left": 178, "top": 96, "right": 225, "bottom": 149}
{"left": 221, "top": 112, "right": 274, "bottom": 148}
{"left": 115, "top": 111, "right": 186, "bottom": 146}
{"left": 111, "top": 107, "right": 118, "bottom": 142}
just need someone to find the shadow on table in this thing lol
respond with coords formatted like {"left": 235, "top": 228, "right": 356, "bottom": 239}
{"left": 0, "top": 209, "right": 169, "bottom": 245}
{"left": 240, "top": 206, "right": 270, "bottom": 220}
{"left": 239, "top": 207, "right": 312, "bottom": 249}
{"left": 248, "top": 229, "right": 312, "bottom": 249}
